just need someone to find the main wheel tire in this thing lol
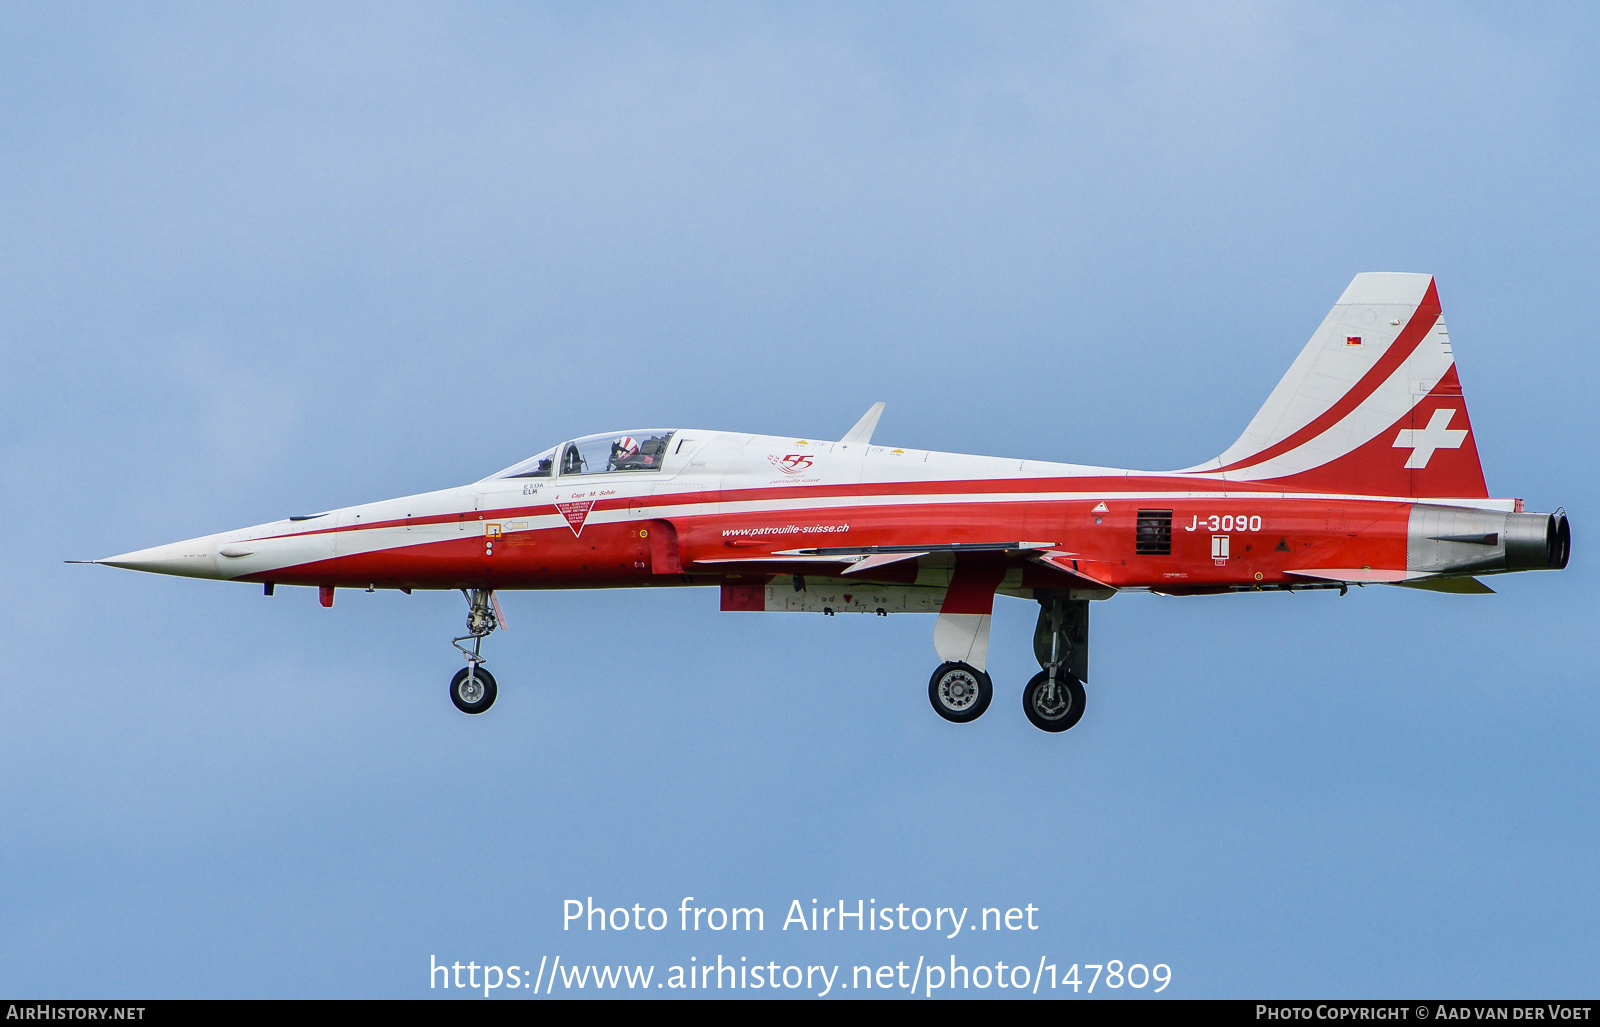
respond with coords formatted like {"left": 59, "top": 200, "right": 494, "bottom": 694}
{"left": 451, "top": 666, "right": 498, "bottom": 715}
{"left": 928, "top": 661, "right": 992, "bottom": 723}
{"left": 1022, "top": 670, "right": 1085, "bottom": 732}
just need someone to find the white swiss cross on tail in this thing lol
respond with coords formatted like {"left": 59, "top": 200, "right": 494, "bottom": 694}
{"left": 1393, "top": 408, "right": 1468, "bottom": 468}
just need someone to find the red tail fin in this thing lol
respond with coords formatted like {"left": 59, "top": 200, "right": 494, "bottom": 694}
{"left": 1185, "top": 273, "right": 1488, "bottom": 499}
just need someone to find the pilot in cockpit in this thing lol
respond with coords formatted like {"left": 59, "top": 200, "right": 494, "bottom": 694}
{"left": 612, "top": 435, "right": 668, "bottom": 471}
{"left": 608, "top": 436, "right": 640, "bottom": 471}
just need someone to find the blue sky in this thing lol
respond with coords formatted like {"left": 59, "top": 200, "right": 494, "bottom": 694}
{"left": 1, "top": 2, "right": 1595, "bottom": 998}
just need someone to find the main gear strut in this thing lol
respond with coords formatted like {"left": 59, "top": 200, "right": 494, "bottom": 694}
{"left": 1024, "top": 591, "right": 1088, "bottom": 732}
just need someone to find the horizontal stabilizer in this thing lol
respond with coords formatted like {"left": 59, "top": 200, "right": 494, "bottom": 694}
{"left": 1393, "top": 576, "right": 1495, "bottom": 594}
{"left": 1286, "top": 567, "right": 1419, "bottom": 584}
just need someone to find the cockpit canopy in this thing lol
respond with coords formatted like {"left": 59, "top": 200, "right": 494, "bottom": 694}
{"left": 487, "top": 430, "right": 677, "bottom": 480}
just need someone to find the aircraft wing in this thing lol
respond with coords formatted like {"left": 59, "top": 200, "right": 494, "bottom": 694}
{"left": 772, "top": 541, "right": 1056, "bottom": 557}
{"left": 699, "top": 542, "right": 1116, "bottom": 592}
{"left": 697, "top": 540, "right": 1057, "bottom": 573}
{"left": 691, "top": 554, "right": 864, "bottom": 566}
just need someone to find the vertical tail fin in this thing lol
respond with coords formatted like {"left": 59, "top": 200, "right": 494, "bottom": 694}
{"left": 1187, "top": 273, "right": 1489, "bottom": 499}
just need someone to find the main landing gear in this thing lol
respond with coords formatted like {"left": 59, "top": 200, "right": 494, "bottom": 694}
{"left": 1022, "top": 593, "right": 1088, "bottom": 733}
{"left": 450, "top": 588, "right": 499, "bottom": 714}
{"left": 929, "top": 662, "right": 993, "bottom": 723}
{"left": 925, "top": 592, "right": 1089, "bottom": 733}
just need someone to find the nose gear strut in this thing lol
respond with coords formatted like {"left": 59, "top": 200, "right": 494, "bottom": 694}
{"left": 449, "top": 588, "right": 500, "bottom": 714}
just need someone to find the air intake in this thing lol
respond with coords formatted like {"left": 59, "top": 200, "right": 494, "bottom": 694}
{"left": 1136, "top": 509, "right": 1173, "bottom": 555}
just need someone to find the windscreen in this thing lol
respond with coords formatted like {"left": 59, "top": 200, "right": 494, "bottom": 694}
{"left": 485, "top": 446, "right": 557, "bottom": 480}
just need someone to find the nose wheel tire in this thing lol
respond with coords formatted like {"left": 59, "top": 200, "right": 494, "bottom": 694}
{"left": 928, "top": 661, "right": 993, "bottom": 723}
{"left": 1022, "top": 670, "right": 1085, "bottom": 732}
{"left": 451, "top": 666, "right": 498, "bottom": 715}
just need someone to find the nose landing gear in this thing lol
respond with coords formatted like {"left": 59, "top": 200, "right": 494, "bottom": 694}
{"left": 451, "top": 665, "right": 497, "bottom": 714}
{"left": 450, "top": 588, "right": 500, "bottom": 714}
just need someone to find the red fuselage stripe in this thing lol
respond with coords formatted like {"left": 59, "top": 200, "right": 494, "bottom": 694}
{"left": 250, "top": 474, "right": 1404, "bottom": 545}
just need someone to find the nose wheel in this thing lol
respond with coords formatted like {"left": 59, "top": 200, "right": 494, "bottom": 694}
{"left": 450, "top": 588, "right": 501, "bottom": 715}
{"left": 451, "top": 665, "right": 498, "bottom": 714}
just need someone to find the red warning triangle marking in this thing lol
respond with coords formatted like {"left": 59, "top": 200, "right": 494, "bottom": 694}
{"left": 555, "top": 499, "right": 595, "bottom": 537}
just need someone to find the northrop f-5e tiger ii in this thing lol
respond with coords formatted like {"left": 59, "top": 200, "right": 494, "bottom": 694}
{"left": 84, "top": 274, "right": 1570, "bottom": 731}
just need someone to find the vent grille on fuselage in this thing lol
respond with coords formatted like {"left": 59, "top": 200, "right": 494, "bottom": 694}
{"left": 1136, "top": 509, "right": 1173, "bottom": 555}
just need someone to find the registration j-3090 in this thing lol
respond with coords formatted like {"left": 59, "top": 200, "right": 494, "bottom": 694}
{"left": 1183, "top": 514, "right": 1265, "bottom": 532}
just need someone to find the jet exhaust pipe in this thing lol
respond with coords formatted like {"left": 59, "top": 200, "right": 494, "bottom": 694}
{"left": 1503, "top": 510, "right": 1570, "bottom": 571}
{"left": 1409, "top": 505, "right": 1570, "bottom": 576}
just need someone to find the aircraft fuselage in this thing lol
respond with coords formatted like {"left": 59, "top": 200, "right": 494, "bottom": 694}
{"left": 100, "top": 429, "right": 1560, "bottom": 598}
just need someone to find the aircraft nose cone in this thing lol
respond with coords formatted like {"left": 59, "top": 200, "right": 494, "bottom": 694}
{"left": 98, "top": 536, "right": 220, "bottom": 579}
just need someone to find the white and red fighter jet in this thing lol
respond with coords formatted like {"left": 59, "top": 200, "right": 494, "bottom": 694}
{"left": 86, "top": 273, "right": 1570, "bottom": 730}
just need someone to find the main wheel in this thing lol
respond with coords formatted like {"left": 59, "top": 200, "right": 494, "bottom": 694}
{"left": 1022, "top": 670, "right": 1085, "bottom": 732}
{"left": 450, "top": 666, "right": 498, "bottom": 715}
{"left": 928, "top": 662, "right": 992, "bottom": 723}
